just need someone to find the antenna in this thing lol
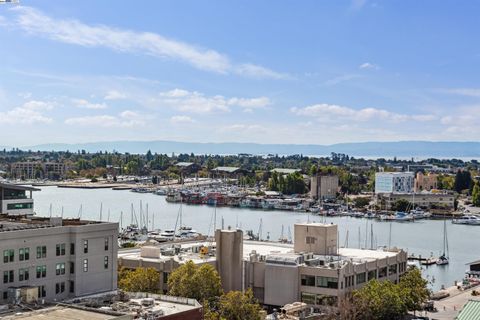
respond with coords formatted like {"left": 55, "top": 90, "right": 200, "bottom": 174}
{"left": 99, "top": 203, "right": 103, "bottom": 221}
{"left": 388, "top": 222, "right": 392, "bottom": 249}
{"left": 107, "top": 209, "right": 110, "bottom": 222}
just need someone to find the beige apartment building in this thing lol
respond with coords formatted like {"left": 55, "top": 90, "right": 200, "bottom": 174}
{"left": 377, "top": 192, "right": 454, "bottom": 210}
{"left": 118, "top": 223, "right": 407, "bottom": 309}
{"left": 10, "top": 162, "right": 66, "bottom": 180}
{"left": 414, "top": 171, "right": 438, "bottom": 192}
{"left": 0, "top": 215, "right": 118, "bottom": 304}
{"left": 310, "top": 175, "right": 339, "bottom": 200}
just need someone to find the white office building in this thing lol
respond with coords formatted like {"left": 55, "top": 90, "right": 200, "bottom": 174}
{"left": 375, "top": 172, "right": 414, "bottom": 194}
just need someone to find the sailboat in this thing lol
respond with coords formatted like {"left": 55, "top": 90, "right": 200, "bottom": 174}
{"left": 436, "top": 218, "right": 449, "bottom": 265}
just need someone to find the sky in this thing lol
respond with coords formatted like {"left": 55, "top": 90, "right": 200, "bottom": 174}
{"left": 1, "top": 0, "right": 480, "bottom": 146}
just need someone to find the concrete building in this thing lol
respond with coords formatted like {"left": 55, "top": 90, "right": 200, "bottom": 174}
{"left": 0, "top": 215, "right": 118, "bottom": 304}
{"left": 375, "top": 172, "right": 415, "bottom": 194}
{"left": 310, "top": 175, "right": 339, "bottom": 200}
{"left": 10, "top": 162, "right": 66, "bottom": 180}
{"left": 0, "top": 183, "right": 37, "bottom": 216}
{"left": 414, "top": 171, "right": 438, "bottom": 192}
{"left": 377, "top": 191, "right": 455, "bottom": 211}
{"left": 119, "top": 223, "right": 408, "bottom": 310}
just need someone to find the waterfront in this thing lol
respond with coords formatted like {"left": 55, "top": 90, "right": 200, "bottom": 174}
{"left": 34, "top": 186, "right": 475, "bottom": 291}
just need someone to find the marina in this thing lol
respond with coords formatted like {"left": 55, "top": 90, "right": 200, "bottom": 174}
{"left": 33, "top": 185, "right": 479, "bottom": 292}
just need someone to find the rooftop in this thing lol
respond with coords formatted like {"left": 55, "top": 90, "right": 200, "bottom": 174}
{"left": 0, "top": 306, "right": 119, "bottom": 320}
{"left": 456, "top": 300, "right": 480, "bottom": 320}
{"left": 270, "top": 168, "right": 301, "bottom": 174}
{"left": 212, "top": 166, "right": 240, "bottom": 173}
{"left": 175, "top": 162, "right": 194, "bottom": 167}
{"left": 0, "top": 215, "right": 110, "bottom": 233}
{"left": 0, "top": 182, "right": 39, "bottom": 191}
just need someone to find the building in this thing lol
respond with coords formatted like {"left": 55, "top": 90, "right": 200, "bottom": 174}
{"left": 119, "top": 223, "right": 408, "bottom": 310}
{"left": 0, "top": 183, "right": 37, "bottom": 216}
{"left": 376, "top": 191, "right": 455, "bottom": 211}
{"left": 456, "top": 300, "right": 480, "bottom": 320}
{"left": 271, "top": 168, "right": 301, "bottom": 175}
{"left": 414, "top": 171, "right": 438, "bottom": 192}
{"left": 0, "top": 215, "right": 118, "bottom": 303}
{"left": 11, "top": 162, "right": 66, "bottom": 180}
{"left": 0, "top": 292, "right": 203, "bottom": 320}
{"left": 310, "top": 175, "right": 339, "bottom": 200}
{"left": 375, "top": 172, "right": 414, "bottom": 194}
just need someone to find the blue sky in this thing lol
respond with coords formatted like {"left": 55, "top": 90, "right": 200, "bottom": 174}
{"left": 1, "top": 0, "right": 480, "bottom": 146}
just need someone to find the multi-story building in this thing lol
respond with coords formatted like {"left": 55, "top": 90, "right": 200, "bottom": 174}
{"left": 310, "top": 175, "right": 339, "bottom": 200}
{"left": 375, "top": 172, "right": 414, "bottom": 194}
{"left": 0, "top": 215, "right": 118, "bottom": 303}
{"left": 119, "top": 223, "right": 408, "bottom": 310}
{"left": 377, "top": 191, "right": 454, "bottom": 211}
{"left": 0, "top": 183, "right": 37, "bottom": 216}
{"left": 10, "top": 162, "right": 66, "bottom": 180}
{"left": 414, "top": 171, "right": 438, "bottom": 192}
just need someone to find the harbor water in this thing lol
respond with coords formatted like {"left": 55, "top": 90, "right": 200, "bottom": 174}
{"left": 34, "top": 186, "right": 475, "bottom": 291}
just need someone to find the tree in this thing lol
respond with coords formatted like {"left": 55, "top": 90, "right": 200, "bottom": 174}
{"left": 215, "top": 289, "right": 262, "bottom": 320}
{"left": 398, "top": 267, "right": 430, "bottom": 314}
{"left": 472, "top": 182, "right": 480, "bottom": 207}
{"left": 353, "top": 197, "right": 370, "bottom": 208}
{"left": 454, "top": 170, "right": 472, "bottom": 193}
{"left": 168, "top": 260, "right": 223, "bottom": 304}
{"left": 352, "top": 279, "right": 407, "bottom": 320}
{"left": 392, "top": 199, "right": 411, "bottom": 212}
{"left": 118, "top": 267, "right": 160, "bottom": 293}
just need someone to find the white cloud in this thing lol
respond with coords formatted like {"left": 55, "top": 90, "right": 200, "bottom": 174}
{"left": 359, "top": 62, "right": 379, "bottom": 70}
{"left": 158, "top": 89, "right": 271, "bottom": 113}
{"left": 72, "top": 98, "right": 107, "bottom": 109}
{"left": 65, "top": 110, "right": 145, "bottom": 127}
{"left": 9, "top": 6, "right": 287, "bottom": 79}
{"left": 291, "top": 103, "right": 436, "bottom": 123}
{"left": 0, "top": 100, "right": 53, "bottom": 125}
{"left": 170, "top": 115, "right": 195, "bottom": 124}
{"left": 104, "top": 90, "right": 127, "bottom": 100}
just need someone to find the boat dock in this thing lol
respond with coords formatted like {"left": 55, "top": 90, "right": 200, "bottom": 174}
{"left": 408, "top": 254, "right": 438, "bottom": 265}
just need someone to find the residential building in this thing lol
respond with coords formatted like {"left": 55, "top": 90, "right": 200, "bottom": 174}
{"left": 0, "top": 215, "right": 118, "bottom": 303}
{"left": 376, "top": 191, "right": 455, "bottom": 211}
{"left": 414, "top": 171, "right": 438, "bottom": 192}
{"left": 375, "top": 172, "right": 415, "bottom": 194}
{"left": 0, "top": 183, "right": 37, "bottom": 216}
{"left": 310, "top": 175, "right": 339, "bottom": 200}
{"left": 118, "top": 223, "right": 408, "bottom": 310}
{"left": 10, "top": 162, "right": 66, "bottom": 180}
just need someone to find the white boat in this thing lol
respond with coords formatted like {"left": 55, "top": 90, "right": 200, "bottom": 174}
{"left": 436, "top": 218, "right": 449, "bottom": 265}
{"left": 410, "top": 208, "right": 432, "bottom": 219}
{"left": 452, "top": 215, "right": 480, "bottom": 225}
{"left": 155, "top": 188, "right": 168, "bottom": 195}
{"left": 394, "top": 211, "right": 414, "bottom": 221}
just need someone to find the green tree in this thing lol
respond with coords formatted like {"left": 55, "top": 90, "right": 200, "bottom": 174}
{"left": 398, "top": 267, "right": 430, "bottom": 314}
{"left": 118, "top": 267, "right": 160, "bottom": 293}
{"left": 352, "top": 279, "right": 407, "bottom": 320}
{"left": 216, "top": 289, "right": 262, "bottom": 320}
{"left": 472, "top": 182, "right": 480, "bottom": 207}
{"left": 168, "top": 260, "right": 223, "bottom": 304}
{"left": 454, "top": 170, "right": 472, "bottom": 193}
{"left": 353, "top": 197, "right": 370, "bottom": 208}
{"left": 392, "top": 199, "right": 411, "bottom": 212}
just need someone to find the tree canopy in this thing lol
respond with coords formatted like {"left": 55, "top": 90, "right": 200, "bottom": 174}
{"left": 168, "top": 260, "right": 223, "bottom": 304}
{"left": 472, "top": 182, "right": 480, "bottom": 207}
{"left": 118, "top": 267, "right": 160, "bottom": 293}
{"left": 205, "top": 289, "right": 263, "bottom": 320}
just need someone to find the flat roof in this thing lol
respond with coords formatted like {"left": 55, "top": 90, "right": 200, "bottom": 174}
{"left": 175, "top": 162, "right": 194, "bottom": 167}
{"left": 270, "top": 168, "right": 301, "bottom": 174}
{"left": 0, "top": 182, "right": 39, "bottom": 191}
{"left": 213, "top": 166, "right": 240, "bottom": 173}
{"left": 456, "top": 300, "right": 480, "bottom": 320}
{"left": 1, "top": 306, "right": 118, "bottom": 320}
{"left": 0, "top": 216, "right": 111, "bottom": 233}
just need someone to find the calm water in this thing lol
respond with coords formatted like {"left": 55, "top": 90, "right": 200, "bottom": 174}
{"left": 33, "top": 186, "right": 477, "bottom": 291}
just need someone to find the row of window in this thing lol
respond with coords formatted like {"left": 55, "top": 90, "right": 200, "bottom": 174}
{"left": 301, "top": 275, "right": 339, "bottom": 289}
{"left": 2, "top": 257, "right": 109, "bottom": 283}
{"left": 3, "top": 238, "right": 110, "bottom": 263}
{"left": 2, "top": 281, "right": 74, "bottom": 300}
{"left": 301, "top": 292, "right": 338, "bottom": 306}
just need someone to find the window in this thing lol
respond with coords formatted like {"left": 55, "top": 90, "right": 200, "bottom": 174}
{"left": 55, "top": 282, "right": 65, "bottom": 294}
{"left": 368, "top": 270, "right": 377, "bottom": 281}
{"left": 104, "top": 256, "right": 109, "bottom": 269}
{"left": 3, "top": 270, "right": 13, "bottom": 283}
{"left": 2, "top": 291, "right": 7, "bottom": 300}
{"left": 83, "top": 240, "right": 88, "bottom": 254}
{"left": 39, "top": 285, "right": 46, "bottom": 298}
{"left": 306, "top": 236, "right": 316, "bottom": 244}
{"left": 301, "top": 275, "right": 316, "bottom": 286}
{"left": 316, "top": 276, "right": 338, "bottom": 289}
{"left": 19, "top": 268, "right": 29, "bottom": 281}
{"left": 70, "top": 262, "right": 75, "bottom": 274}
{"left": 36, "top": 246, "right": 47, "bottom": 259}
{"left": 70, "top": 243, "right": 75, "bottom": 255}
{"left": 301, "top": 292, "right": 316, "bottom": 305}
{"left": 163, "top": 272, "right": 169, "bottom": 284}
{"left": 104, "top": 237, "right": 109, "bottom": 251}
{"left": 389, "top": 264, "right": 397, "bottom": 275}
{"left": 19, "top": 248, "right": 29, "bottom": 261}
{"left": 56, "top": 263, "right": 65, "bottom": 275}
{"left": 69, "top": 281, "right": 75, "bottom": 293}
{"left": 36, "top": 265, "right": 46, "bottom": 278}
{"left": 3, "top": 249, "right": 14, "bottom": 263}
{"left": 379, "top": 267, "right": 388, "bottom": 278}
{"left": 356, "top": 272, "right": 366, "bottom": 284}
{"left": 56, "top": 244, "right": 66, "bottom": 256}
{"left": 83, "top": 259, "right": 88, "bottom": 272}
{"left": 7, "top": 202, "right": 33, "bottom": 210}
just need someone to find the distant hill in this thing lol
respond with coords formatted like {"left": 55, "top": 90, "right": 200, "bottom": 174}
{"left": 18, "top": 140, "right": 480, "bottom": 158}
